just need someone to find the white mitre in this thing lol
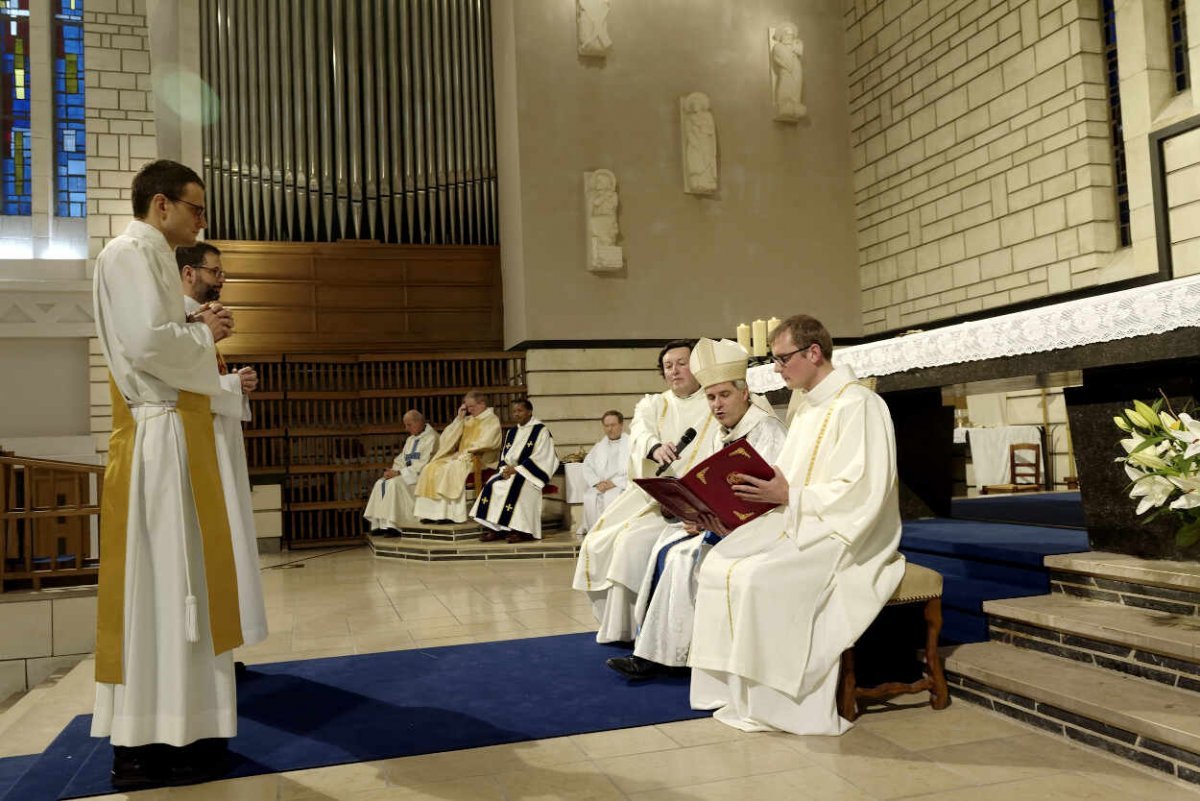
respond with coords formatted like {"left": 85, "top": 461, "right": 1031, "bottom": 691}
{"left": 689, "top": 337, "right": 749, "bottom": 389}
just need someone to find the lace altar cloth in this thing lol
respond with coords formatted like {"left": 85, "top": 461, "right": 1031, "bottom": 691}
{"left": 747, "top": 274, "right": 1200, "bottom": 393}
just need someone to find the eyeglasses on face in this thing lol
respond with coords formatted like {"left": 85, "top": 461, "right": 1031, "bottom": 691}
{"left": 771, "top": 344, "right": 812, "bottom": 367}
{"left": 172, "top": 196, "right": 208, "bottom": 221}
{"left": 192, "top": 264, "right": 226, "bottom": 280}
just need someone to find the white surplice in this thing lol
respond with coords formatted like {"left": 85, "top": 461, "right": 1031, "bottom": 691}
{"left": 413, "top": 408, "right": 503, "bottom": 523}
{"left": 632, "top": 403, "right": 787, "bottom": 667}
{"left": 689, "top": 366, "right": 905, "bottom": 735}
{"left": 363, "top": 426, "right": 440, "bottom": 530}
{"left": 572, "top": 387, "right": 716, "bottom": 643}
{"left": 92, "top": 221, "right": 238, "bottom": 747}
{"left": 579, "top": 433, "right": 630, "bottom": 534}
{"left": 183, "top": 295, "right": 268, "bottom": 647}
{"left": 471, "top": 418, "right": 560, "bottom": 538}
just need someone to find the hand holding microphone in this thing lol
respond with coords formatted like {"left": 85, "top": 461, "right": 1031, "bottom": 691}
{"left": 654, "top": 427, "right": 697, "bottom": 476}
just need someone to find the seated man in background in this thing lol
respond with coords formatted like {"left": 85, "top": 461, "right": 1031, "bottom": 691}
{"left": 608, "top": 338, "right": 786, "bottom": 680}
{"left": 689, "top": 314, "right": 905, "bottom": 735}
{"left": 572, "top": 340, "right": 717, "bottom": 643}
{"left": 363, "top": 409, "right": 440, "bottom": 536}
{"left": 579, "top": 410, "right": 630, "bottom": 534}
{"left": 472, "top": 399, "right": 560, "bottom": 543}
{"left": 414, "top": 391, "right": 502, "bottom": 523}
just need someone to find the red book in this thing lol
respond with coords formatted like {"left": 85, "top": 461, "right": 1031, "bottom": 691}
{"left": 634, "top": 437, "right": 778, "bottom": 531}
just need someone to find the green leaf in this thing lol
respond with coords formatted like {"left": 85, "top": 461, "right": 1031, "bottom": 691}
{"left": 1176, "top": 518, "right": 1200, "bottom": 548}
{"left": 1134, "top": 400, "right": 1161, "bottom": 430}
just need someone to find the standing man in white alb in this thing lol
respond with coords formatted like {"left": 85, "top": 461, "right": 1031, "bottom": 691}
{"left": 689, "top": 315, "right": 905, "bottom": 735}
{"left": 578, "top": 410, "right": 630, "bottom": 534}
{"left": 572, "top": 340, "right": 716, "bottom": 643}
{"left": 92, "top": 160, "right": 242, "bottom": 789}
{"left": 363, "top": 409, "right": 440, "bottom": 535}
{"left": 176, "top": 242, "right": 269, "bottom": 651}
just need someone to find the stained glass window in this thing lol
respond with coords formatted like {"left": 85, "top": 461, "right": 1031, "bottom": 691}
{"left": 1169, "top": 0, "right": 1191, "bottom": 93}
{"left": 54, "top": 0, "right": 84, "bottom": 218}
{"left": 1101, "top": 0, "right": 1131, "bottom": 248}
{"left": 0, "top": 0, "right": 31, "bottom": 216}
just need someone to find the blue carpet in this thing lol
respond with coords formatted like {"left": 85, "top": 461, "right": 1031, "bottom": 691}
{"left": 900, "top": 518, "right": 1090, "bottom": 644}
{"left": 1, "top": 633, "right": 707, "bottom": 801}
{"left": 0, "top": 754, "right": 37, "bottom": 800}
{"left": 951, "top": 491, "right": 1086, "bottom": 529}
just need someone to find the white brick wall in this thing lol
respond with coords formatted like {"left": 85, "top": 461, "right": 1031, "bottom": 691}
{"left": 848, "top": 0, "right": 1122, "bottom": 334}
{"left": 85, "top": 0, "right": 155, "bottom": 259}
{"left": 1165, "top": 126, "right": 1200, "bottom": 278}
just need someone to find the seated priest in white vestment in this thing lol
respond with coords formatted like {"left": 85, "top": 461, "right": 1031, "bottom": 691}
{"left": 93, "top": 161, "right": 243, "bottom": 789}
{"left": 606, "top": 339, "right": 787, "bottom": 680}
{"left": 363, "top": 409, "right": 440, "bottom": 535}
{"left": 572, "top": 340, "right": 719, "bottom": 643}
{"left": 689, "top": 315, "right": 905, "bottom": 736}
{"left": 579, "top": 410, "right": 630, "bottom": 534}
{"left": 177, "top": 242, "right": 269, "bottom": 650}
{"left": 472, "top": 398, "right": 560, "bottom": 543}
{"left": 414, "top": 390, "right": 503, "bottom": 523}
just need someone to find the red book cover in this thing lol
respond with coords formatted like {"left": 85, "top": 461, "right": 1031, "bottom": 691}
{"left": 634, "top": 437, "right": 777, "bottom": 531}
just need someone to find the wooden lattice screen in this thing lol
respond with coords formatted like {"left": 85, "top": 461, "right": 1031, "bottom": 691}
{"left": 236, "top": 352, "right": 526, "bottom": 547}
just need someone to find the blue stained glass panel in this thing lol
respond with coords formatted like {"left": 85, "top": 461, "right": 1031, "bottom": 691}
{"left": 0, "top": 0, "right": 31, "bottom": 216}
{"left": 54, "top": 0, "right": 85, "bottom": 218}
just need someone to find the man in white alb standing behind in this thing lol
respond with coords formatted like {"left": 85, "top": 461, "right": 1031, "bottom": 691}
{"left": 578, "top": 410, "right": 630, "bottom": 534}
{"left": 177, "top": 242, "right": 269, "bottom": 652}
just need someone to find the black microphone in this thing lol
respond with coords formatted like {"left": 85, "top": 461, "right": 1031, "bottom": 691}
{"left": 655, "top": 427, "right": 698, "bottom": 476}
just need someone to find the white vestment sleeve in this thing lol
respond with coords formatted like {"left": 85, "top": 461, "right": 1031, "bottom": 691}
{"left": 581, "top": 439, "right": 605, "bottom": 486}
{"left": 788, "top": 396, "right": 898, "bottom": 552}
{"left": 97, "top": 242, "right": 222, "bottom": 397}
{"left": 628, "top": 394, "right": 662, "bottom": 478}
{"left": 211, "top": 373, "right": 245, "bottom": 420}
{"left": 610, "top": 435, "right": 631, "bottom": 488}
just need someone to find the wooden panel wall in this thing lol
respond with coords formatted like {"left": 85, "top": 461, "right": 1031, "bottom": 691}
{"left": 208, "top": 241, "right": 503, "bottom": 355}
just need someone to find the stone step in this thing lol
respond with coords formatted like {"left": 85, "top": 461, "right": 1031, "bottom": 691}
{"left": 1045, "top": 552, "right": 1200, "bottom": 616}
{"left": 368, "top": 529, "right": 579, "bottom": 562}
{"left": 984, "top": 593, "right": 1200, "bottom": 670}
{"left": 944, "top": 641, "right": 1200, "bottom": 784}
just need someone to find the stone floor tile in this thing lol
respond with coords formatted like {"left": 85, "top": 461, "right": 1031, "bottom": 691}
{"left": 626, "top": 764, "right": 875, "bottom": 801}
{"left": 594, "top": 737, "right": 804, "bottom": 793}
{"left": 569, "top": 725, "right": 682, "bottom": 759}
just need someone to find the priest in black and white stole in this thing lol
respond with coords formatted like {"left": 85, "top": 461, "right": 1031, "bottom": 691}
{"left": 471, "top": 398, "right": 560, "bottom": 543}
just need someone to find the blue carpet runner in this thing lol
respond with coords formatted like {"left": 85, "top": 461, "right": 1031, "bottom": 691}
{"left": 900, "top": 518, "right": 1089, "bottom": 645}
{"left": 0, "top": 633, "right": 707, "bottom": 801}
{"left": 950, "top": 491, "right": 1085, "bottom": 529}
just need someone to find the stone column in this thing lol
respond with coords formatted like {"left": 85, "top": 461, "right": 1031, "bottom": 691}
{"left": 881, "top": 387, "right": 954, "bottom": 520}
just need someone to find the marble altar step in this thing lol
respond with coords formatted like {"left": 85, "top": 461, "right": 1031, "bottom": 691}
{"left": 367, "top": 528, "right": 580, "bottom": 562}
{"left": 944, "top": 641, "right": 1200, "bottom": 784}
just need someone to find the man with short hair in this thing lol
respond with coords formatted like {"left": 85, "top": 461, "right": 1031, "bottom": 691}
{"left": 364, "top": 410, "right": 440, "bottom": 535}
{"left": 579, "top": 410, "right": 630, "bottom": 534}
{"left": 471, "top": 399, "right": 560, "bottom": 543}
{"left": 93, "top": 160, "right": 240, "bottom": 788}
{"left": 689, "top": 315, "right": 905, "bottom": 735}
{"left": 572, "top": 340, "right": 718, "bottom": 643}
{"left": 176, "top": 242, "right": 269, "bottom": 653}
{"left": 607, "top": 338, "right": 786, "bottom": 680}
{"left": 414, "top": 390, "right": 502, "bottom": 523}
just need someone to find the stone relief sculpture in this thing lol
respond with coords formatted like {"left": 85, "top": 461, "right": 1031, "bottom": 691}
{"left": 680, "top": 92, "right": 718, "bottom": 195}
{"left": 577, "top": 0, "right": 612, "bottom": 57}
{"left": 770, "top": 23, "right": 806, "bottom": 121}
{"left": 584, "top": 169, "right": 623, "bottom": 272}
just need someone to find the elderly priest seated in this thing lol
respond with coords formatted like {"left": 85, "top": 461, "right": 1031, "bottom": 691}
{"left": 363, "top": 409, "right": 439, "bottom": 536}
{"left": 414, "top": 391, "right": 503, "bottom": 524}
{"left": 607, "top": 338, "right": 786, "bottom": 680}
{"left": 471, "top": 398, "right": 560, "bottom": 543}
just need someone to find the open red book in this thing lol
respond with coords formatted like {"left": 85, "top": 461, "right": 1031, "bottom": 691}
{"left": 634, "top": 437, "right": 778, "bottom": 532}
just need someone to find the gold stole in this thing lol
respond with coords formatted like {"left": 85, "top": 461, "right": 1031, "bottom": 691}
{"left": 95, "top": 378, "right": 244, "bottom": 684}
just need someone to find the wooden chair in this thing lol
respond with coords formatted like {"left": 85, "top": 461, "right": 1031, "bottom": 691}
{"left": 980, "top": 442, "right": 1042, "bottom": 495}
{"left": 837, "top": 562, "right": 950, "bottom": 721}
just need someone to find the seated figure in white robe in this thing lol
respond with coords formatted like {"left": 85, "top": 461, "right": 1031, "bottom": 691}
{"left": 178, "top": 242, "right": 269, "bottom": 647}
{"left": 414, "top": 391, "right": 502, "bottom": 523}
{"left": 572, "top": 340, "right": 717, "bottom": 643}
{"left": 605, "top": 338, "right": 787, "bottom": 680}
{"left": 363, "top": 409, "right": 439, "bottom": 535}
{"left": 472, "top": 398, "right": 560, "bottom": 542}
{"left": 689, "top": 315, "right": 905, "bottom": 736}
{"left": 579, "top": 410, "right": 630, "bottom": 534}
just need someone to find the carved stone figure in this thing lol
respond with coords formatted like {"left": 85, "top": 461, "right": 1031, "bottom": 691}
{"left": 770, "top": 24, "right": 806, "bottom": 121}
{"left": 584, "top": 169, "right": 623, "bottom": 272}
{"left": 577, "top": 0, "right": 612, "bottom": 57}
{"left": 680, "top": 92, "right": 718, "bottom": 195}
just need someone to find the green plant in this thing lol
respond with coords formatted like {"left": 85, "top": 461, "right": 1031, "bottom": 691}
{"left": 1115, "top": 398, "right": 1200, "bottom": 547}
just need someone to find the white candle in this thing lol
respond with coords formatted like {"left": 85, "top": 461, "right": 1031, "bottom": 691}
{"left": 736, "top": 323, "right": 751, "bottom": 353}
{"left": 751, "top": 319, "right": 768, "bottom": 357}
{"left": 766, "top": 317, "right": 781, "bottom": 343}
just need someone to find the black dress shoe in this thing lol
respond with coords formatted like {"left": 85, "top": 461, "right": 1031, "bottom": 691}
{"left": 383, "top": 528, "right": 402, "bottom": 538}
{"left": 419, "top": 518, "right": 436, "bottom": 524}
{"left": 111, "top": 744, "right": 170, "bottom": 791}
{"left": 605, "top": 655, "right": 664, "bottom": 680}
{"left": 166, "top": 739, "right": 230, "bottom": 786}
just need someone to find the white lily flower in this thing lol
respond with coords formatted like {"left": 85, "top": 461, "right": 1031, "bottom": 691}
{"left": 1129, "top": 472, "right": 1177, "bottom": 515}
{"left": 1168, "top": 413, "right": 1200, "bottom": 460}
{"left": 1168, "top": 475, "right": 1200, "bottom": 511}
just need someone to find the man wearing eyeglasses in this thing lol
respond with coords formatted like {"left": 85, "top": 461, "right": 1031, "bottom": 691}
{"left": 92, "top": 160, "right": 241, "bottom": 788}
{"left": 177, "top": 243, "right": 269, "bottom": 656}
{"left": 688, "top": 315, "right": 905, "bottom": 736}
